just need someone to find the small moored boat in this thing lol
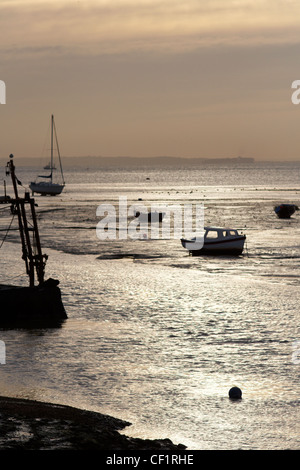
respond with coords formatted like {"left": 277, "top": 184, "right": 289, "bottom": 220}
{"left": 43, "top": 162, "right": 56, "bottom": 170}
{"left": 274, "top": 204, "right": 299, "bottom": 219}
{"left": 181, "top": 226, "right": 246, "bottom": 256}
{"left": 30, "top": 115, "right": 65, "bottom": 196}
{"left": 134, "top": 211, "right": 165, "bottom": 223}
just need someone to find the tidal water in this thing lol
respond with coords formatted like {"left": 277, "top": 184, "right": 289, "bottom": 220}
{"left": 0, "top": 161, "right": 299, "bottom": 449}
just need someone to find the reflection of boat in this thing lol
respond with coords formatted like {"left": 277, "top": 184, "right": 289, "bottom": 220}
{"left": 30, "top": 115, "right": 65, "bottom": 196}
{"left": 274, "top": 204, "right": 299, "bottom": 219}
{"left": 181, "top": 227, "right": 246, "bottom": 256}
{"left": 134, "top": 211, "right": 165, "bottom": 222}
{"left": 0, "top": 155, "right": 67, "bottom": 326}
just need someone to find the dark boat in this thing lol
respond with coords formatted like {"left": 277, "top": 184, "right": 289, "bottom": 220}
{"left": 134, "top": 211, "right": 165, "bottom": 223}
{"left": 0, "top": 155, "right": 67, "bottom": 327}
{"left": 274, "top": 204, "right": 299, "bottom": 219}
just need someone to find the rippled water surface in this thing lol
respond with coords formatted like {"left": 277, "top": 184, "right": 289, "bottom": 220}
{"left": 0, "top": 161, "right": 299, "bottom": 449}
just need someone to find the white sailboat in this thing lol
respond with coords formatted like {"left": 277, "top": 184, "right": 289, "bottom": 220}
{"left": 30, "top": 115, "right": 65, "bottom": 196}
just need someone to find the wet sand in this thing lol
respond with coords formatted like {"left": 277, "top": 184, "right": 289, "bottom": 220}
{"left": 0, "top": 396, "right": 186, "bottom": 450}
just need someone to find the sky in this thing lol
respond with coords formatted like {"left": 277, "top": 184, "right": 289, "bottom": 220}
{"left": 1, "top": 0, "right": 300, "bottom": 160}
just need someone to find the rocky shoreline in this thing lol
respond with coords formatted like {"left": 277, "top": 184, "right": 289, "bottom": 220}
{"left": 0, "top": 396, "right": 186, "bottom": 450}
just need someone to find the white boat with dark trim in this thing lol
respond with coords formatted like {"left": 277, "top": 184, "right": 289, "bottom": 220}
{"left": 30, "top": 115, "right": 65, "bottom": 196}
{"left": 181, "top": 227, "right": 246, "bottom": 256}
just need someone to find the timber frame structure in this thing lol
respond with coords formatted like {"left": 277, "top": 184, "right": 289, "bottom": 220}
{"left": 1, "top": 154, "right": 48, "bottom": 287}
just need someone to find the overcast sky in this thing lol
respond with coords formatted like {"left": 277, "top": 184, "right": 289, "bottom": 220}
{"left": 1, "top": 0, "right": 300, "bottom": 160}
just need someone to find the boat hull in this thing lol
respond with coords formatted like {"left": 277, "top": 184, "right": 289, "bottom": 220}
{"left": 135, "top": 211, "right": 165, "bottom": 222}
{"left": 181, "top": 236, "right": 246, "bottom": 256}
{"left": 30, "top": 182, "right": 64, "bottom": 196}
{"left": 0, "top": 278, "right": 67, "bottom": 327}
{"left": 274, "top": 204, "right": 299, "bottom": 219}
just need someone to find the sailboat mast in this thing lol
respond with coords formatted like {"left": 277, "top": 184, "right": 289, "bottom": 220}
{"left": 51, "top": 114, "right": 54, "bottom": 183}
{"left": 53, "top": 117, "right": 65, "bottom": 185}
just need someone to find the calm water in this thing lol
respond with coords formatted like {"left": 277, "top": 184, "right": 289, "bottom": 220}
{"left": 0, "top": 161, "right": 299, "bottom": 449}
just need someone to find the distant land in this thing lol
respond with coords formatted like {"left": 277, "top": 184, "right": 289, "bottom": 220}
{"left": 0, "top": 155, "right": 256, "bottom": 168}
{"left": 2, "top": 155, "right": 300, "bottom": 168}
{"left": 62, "top": 155, "right": 256, "bottom": 168}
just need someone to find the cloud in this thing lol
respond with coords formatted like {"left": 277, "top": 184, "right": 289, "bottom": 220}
{"left": 1, "top": 0, "right": 300, "bottom": 58}
{"left": 1, "top": 1, "right": 300, "bottom": 161}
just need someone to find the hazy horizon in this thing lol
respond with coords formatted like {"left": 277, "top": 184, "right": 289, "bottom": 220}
{"left": 1, "top": 1, "right": 300, "bottom": 161}
{"left": 3, "top": 155, "right": 300, "bottom": 170}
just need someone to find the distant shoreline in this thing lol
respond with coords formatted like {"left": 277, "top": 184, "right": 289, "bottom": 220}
{"left": 58, "top": 156, "right": 256, "bottom": 167}
{"left": 2, "top": 155, "right": 300, "bottom": 168}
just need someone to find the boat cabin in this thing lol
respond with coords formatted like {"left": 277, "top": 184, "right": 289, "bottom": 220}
{"left": 204, "top": 227, "right": 240, "bottom": 240}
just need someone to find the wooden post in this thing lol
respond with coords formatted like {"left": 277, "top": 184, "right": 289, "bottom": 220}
{"left": 7, "top": 156, "right": 32, "bottom": 284}
{"left": 29, "top": 198, "right": 46, "bottom": 285}
{"left": 19, "top": 200, "right": 35, "bottom": 287}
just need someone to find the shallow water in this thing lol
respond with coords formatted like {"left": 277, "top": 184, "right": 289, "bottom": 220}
{"left": 0, "top": 161, "right": 299, "bottom": 449}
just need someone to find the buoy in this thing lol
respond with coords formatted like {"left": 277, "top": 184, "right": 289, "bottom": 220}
{"left": 229, "top": 387, "right": 242, "bottom": 399}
